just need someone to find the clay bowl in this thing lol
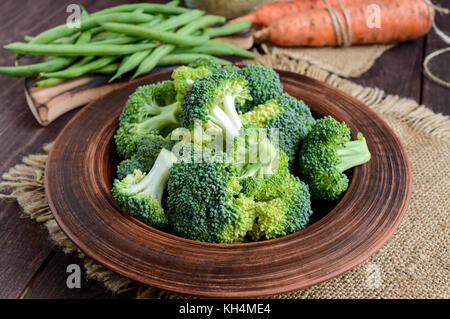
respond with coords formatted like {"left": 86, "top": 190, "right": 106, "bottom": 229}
{"left": 45, "top": 68, "right": 412, "bottom": 298}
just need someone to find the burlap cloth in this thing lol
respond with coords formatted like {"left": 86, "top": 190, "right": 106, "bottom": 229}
{"left": 1, "top": 48, "right": 449, "bottom": 299}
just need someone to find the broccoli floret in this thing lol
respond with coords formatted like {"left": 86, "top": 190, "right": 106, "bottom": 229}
{"left": 167, "top": 148, "right": 256, "bottom": 243}
{"left": 116, "top": 134, "right": 176, "bottom": 179}
{"left": 181, "top": 70, "right": 252, "bottom": 139}
{"left": 299, "top": 116, "right": 371, "bottom": 201}
{"left": 251, "top": 171, "right": 312, "bottom": 240}
{"left": 188, "top": 56, "right": 222, "bottom": 72}
{"left": 237, "top": 64, "right": 283, "bottom": 113}
{"left": 118, "top": 81, "right": 177, "bottom": 126}
{"left": 171, "top": 65, "right": 212, "bottom": 101}
{"left": 241, "top": 93, "right": 315, "bottom": 168}
{"left": 114, "top": 81, "right": 181, "bottom": 158}
{"left": 112, "top": 149, "right": 177, "bottom": 228}
{"left": 116, "top": 157, "right": 147, "bottom": 180}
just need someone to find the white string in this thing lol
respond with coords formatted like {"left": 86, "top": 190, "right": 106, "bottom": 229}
{"left": 423, "top": 0, "right": 450, "bottom": 88}
{"left": 322, "top": 0, "right": 352, "bottom": 47}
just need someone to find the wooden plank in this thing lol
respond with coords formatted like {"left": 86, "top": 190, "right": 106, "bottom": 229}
{"left": 24, "top": 251, "right": 135, "bottom": 299}
{"left": 0, "top": 0, "right": 157, "bottom": 299}
{"left": 352, "top": 38, "right": 425, "bottom": 104}
{"left": 421, "top": 11, "right": 450, "bottom": 115}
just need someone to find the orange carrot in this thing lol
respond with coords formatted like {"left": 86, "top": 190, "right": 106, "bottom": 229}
{"left": 254, "top": 0, "right": 433, "bottom": 47}
{"left": 234, "top": 0, "right": 364, "bottom": 27}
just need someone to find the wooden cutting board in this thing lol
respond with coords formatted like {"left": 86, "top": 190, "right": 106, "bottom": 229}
{"left": 24, "top": 32, "right": 253, "bottom": 126}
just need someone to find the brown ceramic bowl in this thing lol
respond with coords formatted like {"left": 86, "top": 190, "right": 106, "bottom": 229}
{"left": 45, "top": 68, "right": 412, "bottom": 298}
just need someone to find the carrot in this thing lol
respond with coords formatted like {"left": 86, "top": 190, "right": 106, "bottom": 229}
{"left": 254, "top": 0, "right": 433, "bottom": 47}
{"left": 234, "top": 0, "right": 363, "bottom": 27}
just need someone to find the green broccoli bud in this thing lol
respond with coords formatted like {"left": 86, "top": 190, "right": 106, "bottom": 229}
{"left": 299, "top": 116, "right": 371, "bottom": 201}
{"left": 112, "top": 149, "right": 177, "bottom": 228}
{"left": 181, "top": 70, "right": 252, "bottom": 139}
{"left": 237, "top": 64, "right": 283, "bottom": 113}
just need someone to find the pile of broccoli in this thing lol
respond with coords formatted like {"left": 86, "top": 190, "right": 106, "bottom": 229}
{"left": 111, "top": 57, "right": 371, "bottom": 243}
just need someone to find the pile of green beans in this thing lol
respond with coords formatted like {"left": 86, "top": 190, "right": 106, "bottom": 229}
{"left": 0, "top": 1, "right": 254, "bottom": 86}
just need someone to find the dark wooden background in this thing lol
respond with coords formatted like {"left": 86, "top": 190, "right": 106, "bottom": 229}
{"left": 0, "top": 0, "right": 448, "bottom": 299}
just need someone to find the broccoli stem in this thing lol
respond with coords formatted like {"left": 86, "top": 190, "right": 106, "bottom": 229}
{"left": 210, "top": 106, "right": 239, "bottom": 138}
{"left": 223, "top": 94, "right": 242, "bottom": 132}
{"left": 134, "top": 102, "right": 181, "bottom": 134}
{"left": 209, "top": 93, "right": 244, "bottom": 139}
{"left": 129, "top": 149, "right": 177, "bottom": 205}
{"left": 335, "top": 134, "right": 371, "bottom": 172}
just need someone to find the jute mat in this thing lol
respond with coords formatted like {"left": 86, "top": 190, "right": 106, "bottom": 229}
{"left": 259, "top": 43, "right": 395, "bottom": 78}
{"left": 1, "top": 51, "right": 449, "bottom": 299}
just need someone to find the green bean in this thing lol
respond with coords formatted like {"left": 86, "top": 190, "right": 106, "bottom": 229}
{"left": 108, "top": 10, "right": 203, "bottom": 82}
{"left": 42, "top": 56, "right": 118, "bottom": 78}
{"left": 94, "top": 63, "right": 120, "bottom": 75}
{"left": 91, "top": 36, "right": 138, "bottom": 45}
{"left": 204, "top": 20, "right": 251, "bottom": 38}
{"left": 173, "top": 40, "right": 256, "bottom": 58}
{"left": 90, "top": 2, "right": 188, "bottom": 17}
{"left": 36, "top": 77, "right": 65, "bottom": 87}
{"left": 101, "top": 23, "right": 209, "bottom": 47}
{"left": 4, "top": 42, "right": 157, "bottom": 56}
{"left": 29, "top": 12, "right": 154, "bottom": 45}
{"left": 132, "top": 15, "right": 226, "bottom": 79}
{"left": 0, "top": 31, "right": 91, "bottom": 77}
{"left": 158, "top": 53, "right": 230, "bottom": 66}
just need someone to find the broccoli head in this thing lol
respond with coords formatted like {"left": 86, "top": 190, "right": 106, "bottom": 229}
{"left": 167, "top": 148, "right": 256, "bottom": 243}
{"left": 237, "top": 64, "right": 283, "bottom": 113}
{"left": 116, "top": 133, "right": 176, "bottom": 179}
{"left": 114, "top": 81, "right": 181, "bottom": 158}
{"left": 112, "top": 148, "right": 177, "bottom": 228}
{"left": 241, "top": 93, "right": 315, "bottom": 168}
{"left": 171, "top": 65, "right": 212, "bottom": 102}
{"left": 299, "top": 116, "right": 371, "bottom": 201}
{"left": 181, "top": 69, "right": 252, "bottom": 139}
{"left": 187, "top": 56, "right": 222, "bottom": 72}
{"left": 250, "top": 171, "right": 312, "bottom": 240}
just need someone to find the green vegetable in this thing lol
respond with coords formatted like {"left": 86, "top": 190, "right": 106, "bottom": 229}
{"left": 167, "top": 145, "right": 256, "bottom": 243}
{"left": 0, "top": 31, "right": 92, "bottom": 77}
{"left": 109, "top": 10, "right": 205, "bottom": 82}
{"left": 171, "top": 65, "right": 213, "bottom": 101}
{"left": 132, "top": 15, "right": 226, "bottom": 79}
{"left": 203, "top": 20, "right": 251, "bottom": 38}
{"left": 28, "top": 12, "right": 155, "bottom": 45}
{"left": 158, "top": 54, "right": 230, "bottom": 67}
{"left": 173, "top": 40, "right": 256, "bottom": 58}
{"left": 42, "top": 56, "right": 118, "bottom": 78}
{"left": 117, "top": 133, "right": 176, "bottom": 179}
{"left": 91, "top": 2, "right": 188, "bottom": 17}
{"left": 241, "top": 93, "right": 316, "bottom": 168}
{"left": 114, "top": 81, "right": 181, "bottom": 158}
{"left": 299, "top": 116, "right": 371, "bottom": 201}
{"left": 180, "top": 68, "right": 251, "bottom": 139}
{"left": 112, "top": 148, "right": 177, "bottom": 228}
{"left": 237, "top": 64, "right": 283, "bottom": 113}
{"left": 101, "top": 22, "right": 210, "bottom": 47}
{"left": 4, "top": 42, "right": 157, "bottom": 56}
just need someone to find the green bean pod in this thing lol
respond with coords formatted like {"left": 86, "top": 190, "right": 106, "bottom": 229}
{"left": 0, "top": 31, "right": 91, "bottom": 77}
{"left": 29, "top": 12, "right": 154, "bottom": 45}
{"left": 173, "top": 40, "right": 256, "bottom": 58}
{"left": 42, "top": 56, "right": 118, "bottom": 78}
{"left": 204, "top": 20, "right": 251, "bottom": 38}
{"left": 91, "top": 3, "right": 188, "bottom": 17}
{"left": 101, "top": 23, "right": 210, "bottom": 47}
{"left": 132, "top": 15, "right": 226, "bottom": 78}
{"left": 4, "top": 42, "right": 157, "bottom": 56}
{"left": 158, "top": 53, "right": 230, "bottom": 66}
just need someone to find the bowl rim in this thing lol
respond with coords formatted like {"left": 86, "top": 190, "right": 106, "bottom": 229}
{"left": 45, "top": 68, "right": 412, "bottom": 298}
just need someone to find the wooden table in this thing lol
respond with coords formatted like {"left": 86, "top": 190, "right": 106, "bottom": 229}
{"left": 0, "top": 0, "right": 448, "bottom": 299}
